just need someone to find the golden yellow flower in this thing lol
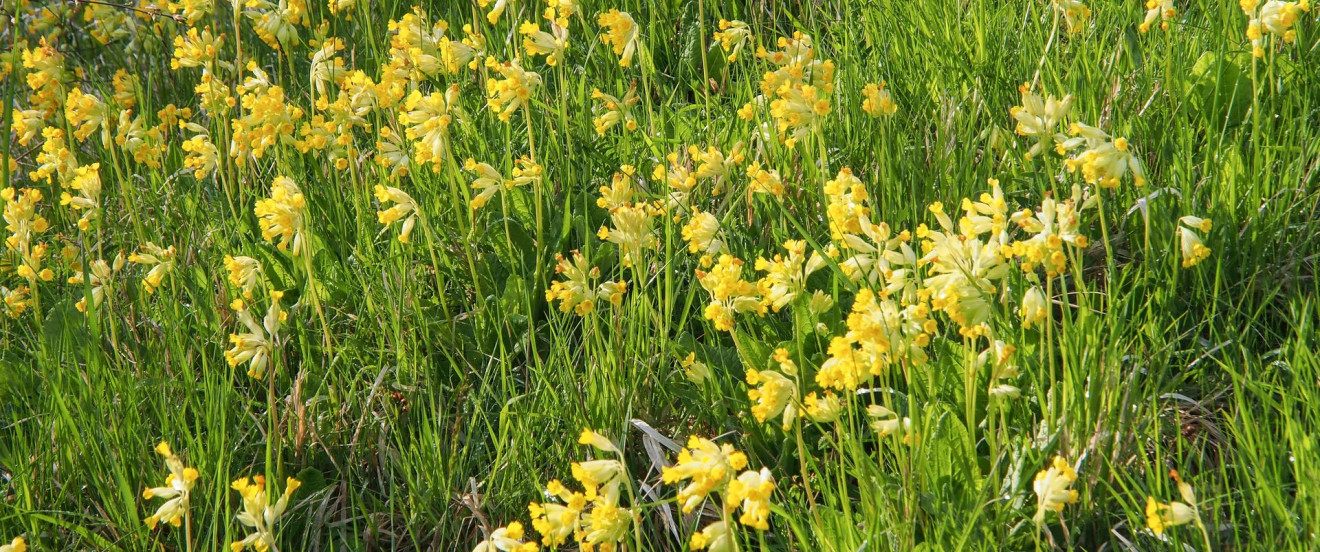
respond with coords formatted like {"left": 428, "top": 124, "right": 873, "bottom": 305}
{"left": 597, "top": 10, "right": 640, "bottom": 67}
{"left": 143, "top": 441, "right": 199, "bottom": 530}
{"left": 473, "top": 520, "right": 537, "bottom": 552}
{"left": 861, "top": 81, "right": 897, "bottom": 116}
{"left": 484, "top": 57, "right": 542, "bottom": 123}
{"left": 374, "top": 185, "right": 419, "bottom": 243}
{"left": 1032, "top": 456, "right": 1079, "bottom": 524}
{"left": 661, "top": 436, "right": 748, "bottom": 513}
{"left": 255, "top": 176, "right": 308, "bottom": 256}
{"left": 726, "top": 468, "right": 775, "bottom": 530}
{"left": 231, "top": 475, "right": 301, "bottom": 551}
{"left": 695, "top": 255, "right": 764, "bottom": 331}
{"left": 713, "top": 20, "right": 751, "bottom": 62}
{"left": 128, "top": 243, "right": 177, "bottom": 295}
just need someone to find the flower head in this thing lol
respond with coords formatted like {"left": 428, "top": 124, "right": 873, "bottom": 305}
{"left": 255, "top": 177, "right": 308, "bottom": 256}
{"left": 1032, "top": 456, "right": 1079, "bottom": 524}
{"left": 231, "top": 475, "right": 301, "bottom": 551}
{"left": 143, "top": 441, "right": 199, "bottom": 530}
{"left": 661, "top": 436, "right": 748, "bottom": 513}
{"left": 597, "top": 10, "right": 640, "bottom": 67}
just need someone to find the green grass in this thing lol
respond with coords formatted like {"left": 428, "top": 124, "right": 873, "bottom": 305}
{"left": 2, "top": 0, "right": 1319, "bottom": 550}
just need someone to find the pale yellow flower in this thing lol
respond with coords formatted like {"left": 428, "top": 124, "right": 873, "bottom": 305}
{"left": 1032, "top": 456, "right": 1079, "bottom": 524}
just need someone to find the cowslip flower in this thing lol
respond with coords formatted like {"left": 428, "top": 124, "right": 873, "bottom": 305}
{"left": 746, "top": 367, "right": 798, "bottom": 430}
{"left": 680, "top": 352, "right": 711, "bottom": 383}
{"left": 571, "top": 459, "right": 624, "bottom": 499}
{"left": 590, "top": 87, "right": 639, "bottom": 135}
{"left": 745, "top": 162, "right": 785, "bottom": 196}
{"left": 1053, "top": 0, "right": 1092, "bottom": 33}
{"left": 12, "top": 109, "right": 45, "bottom": 147}
{"left": 689, "top": 521, "right": 732, "bottom": 551}
{"left": 661, "top": 436, "right": 748, "bottom": 513}
{"left": 1032, "top": 456, "right": 1079, "bottom": 525}
{"left": 171, "top": 26, "right": 225, "bottom": 70}
{"left": 726, "top": 468, "right": 775, "bottom": 530}
{"left": 1011, "top": 84, "right": 1073, "bottom": 161}
{"left": 143, "top": 441, "right": 199, "bottom": 530}
{"left": 67, "top": 253, "right": 124, "bottom": 313}
{"left": 484, "top": 57, "right": 542, "bottom": 123}
{"left": 64, "top": 88, "right": 110, "bottom": 143}
{"left": 921, "top": 203, "right": 1012, "bottom": 338}
{"left": 1178, "top": 216, "right": 1212, "bottom": 268}
{"left": 1057, "top": 123, "right": 1147, "bottom": 188}
{"left": 180, "top": 124, "right": 220, "bottom": 179}
{"left": 578, "top": 429, "right": 621, "bottom": 454}
{"left": 755, "top": 239, "right": 826, "bottom": 312}
{"left": 695, "top": 255, "right": 764, "bottom": 331}
{"left": 681, "top": 210, "right": 724, "bottom": 261}
{"left": 713, "top": 20, "right": 751, "bottom": 62}
{"left": 545, "top": 251, "right": 627, "bottom": 315}
{"left": 374, "top": 185, "right": 419, "bottom": 243}
{"left": 374, "top": 127, "right": 411, "bottom": 179}
{"left": 1020, "top": 285, "right": 1048, "bottom": 329}
{"left": 477, "top": 0, "right": 515, "bottom": 25}
{"left": 980, "top": 340, "right": 1021, "bottom": 400}
{"left": 597, "top": 10, "right": 640, "bottom": 67}
{"left": 60, "top": 164, "right": 103, "bottom": 231}
{"left": 769, "top": 82, "right": 830, "bottom": 147}
{"left": 689, "top": 144, "right": 744, "bottom": 195}
{"left": 465, "top": 159, "right": 505, "bottom": 210}
{"left": 580, "top": 494, "right": 632, "bottom": 551}
{"left": 32, "top": 128, "right": 77, "bottom": 186}
{"left": 243, "top": 0, "right": 307, "bottom": 50}
{"left": 440, "top": 24, "right": 487, "bottom": 74}
{"left": 1009, "top": 186, "right": 1093, "bottom": 277}
{"left": 528, "top": 479, "right": 586, "bottom": 547}
{"left": 520, "top": 17, "right": 569, "bottom": 67}
{"left": 308, "top": 38, "right": 347, "bottom": 100}
{"left": 1140, "top": 0, "right": 1176, "bottom": 32}
{"left": 255, "top": 176, "right": 308, "bottom": 256}
{"left": 224, "top": 292, "right": 286, "bottom": 379}
{"left": 803, "top": 391, "right": 842, "bottom": 423}
{"left": 400, "top": 85, "right": 462, "bottom": 169}
{"left": 225, "top": 255, "right": 265, "bottom": 299}
{"left": 231, "top": 65, "right": 304, "bottom": 164}
{"left": 473, "top": 521, "right": 537, "bottom": 552}
{"left": 598, "top": 204, "right": 659, "bottom": 269}
{"left": 866, "top": 404, "right": 914, "bottom": 441}
{"left": 1146, "top": 471, "right": 1202, "bottom": 535}
{"left": 231, "top": 475, "right": 301, "bottom": 551}
{"left": 1, "top": 286, "right": 32, "bottom": 319}
{"left": 1242, "top": 0, "right": 1310, "bottom": 57}
{"left": 3, "top": 187, "right": 55, "bottom": 283}
{"left": 128, "top": 243, "right": 177, "bottom": 295}
{"left": 861, "top": 81, "right": 897, "bottom": 117}
{"left": 597, "top": 165, "right": 638, "bottom": 211}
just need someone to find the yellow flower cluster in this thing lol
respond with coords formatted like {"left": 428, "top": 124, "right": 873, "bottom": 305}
{"left": 231, "top": 475, "right": 301, "bottom": 551}
{"left": 1241, "top": 0, "right": 1310, "bottom": 57}
{"left": 142, "top": 441, "right": 199, "bottom": 530}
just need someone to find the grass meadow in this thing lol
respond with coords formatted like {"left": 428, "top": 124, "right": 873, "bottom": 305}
{"left": 2, "top": 0, "right": 1319, "bottom": 550}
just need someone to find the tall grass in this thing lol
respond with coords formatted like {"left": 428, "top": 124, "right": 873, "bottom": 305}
{"left": 1, "top": 0, "right": 1318, "bottom": 550}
